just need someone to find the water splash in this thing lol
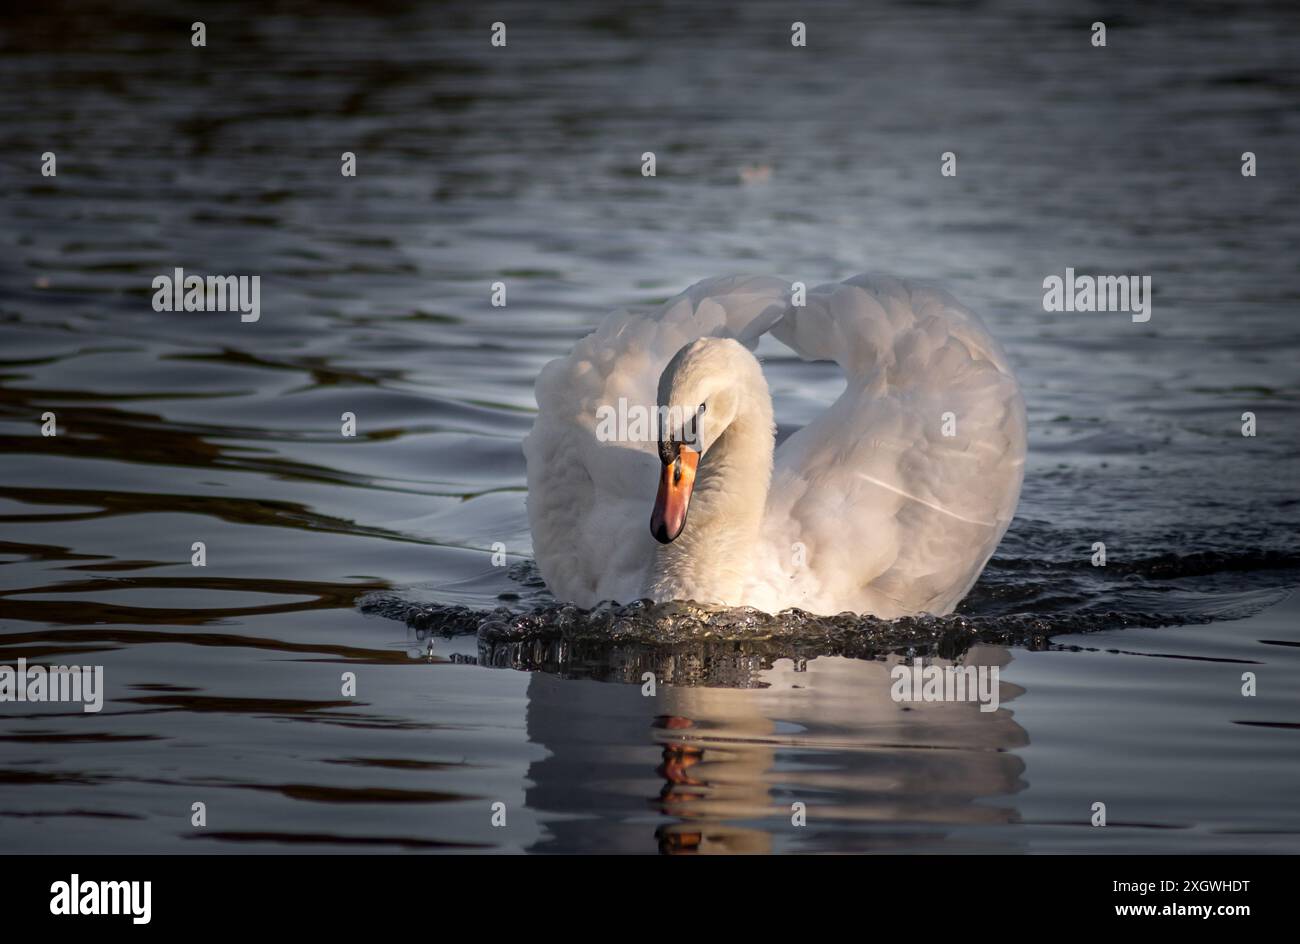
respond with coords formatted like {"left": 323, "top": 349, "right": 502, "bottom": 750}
{"left": 360, "top": 551, "right": 1296, "bottom": 684}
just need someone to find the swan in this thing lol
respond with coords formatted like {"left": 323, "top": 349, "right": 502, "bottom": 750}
{"left": 523, "top": 274, "right": 1026, "bottom": 618}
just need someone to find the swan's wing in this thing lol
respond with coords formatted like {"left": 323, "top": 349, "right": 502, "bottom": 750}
{"left": 748, "top": 275, "right": 1026, "bottom": 617}
{"left": 524, "top": 275, "right": 791, "bottom": 606}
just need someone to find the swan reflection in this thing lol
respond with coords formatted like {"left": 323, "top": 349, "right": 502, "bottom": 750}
{"left": 514, "top": 643, "right": 1027, "bottom": 853}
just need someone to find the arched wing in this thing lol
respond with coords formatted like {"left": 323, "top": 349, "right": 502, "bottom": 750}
{"left": 748, "top": 275, "right": 1026, "bottom": 617}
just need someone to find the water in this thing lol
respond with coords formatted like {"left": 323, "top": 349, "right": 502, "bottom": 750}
{"left": 1, "top": 0, "right": 1298, "bottom": 853}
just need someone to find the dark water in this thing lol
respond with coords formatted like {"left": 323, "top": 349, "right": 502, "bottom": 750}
{"left": 1, "top": 0, "right": 1298, "bottom": 853}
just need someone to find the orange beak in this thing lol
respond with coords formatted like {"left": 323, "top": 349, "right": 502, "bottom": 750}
{"left": 650, "top": 446, "right": 699, "bottom": 544}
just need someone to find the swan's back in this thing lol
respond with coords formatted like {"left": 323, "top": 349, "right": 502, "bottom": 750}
{"left": 524, "top": 274, "right": 1026, "bottom": 616}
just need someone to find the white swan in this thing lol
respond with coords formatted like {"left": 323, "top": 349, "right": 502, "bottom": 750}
{"left": 523, "top": 274, "right": 1026, "bottom": 618}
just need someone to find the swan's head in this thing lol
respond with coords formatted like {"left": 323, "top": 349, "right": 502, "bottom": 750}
{"left": 650, "top": 337, "right": 757, "bottom": 544}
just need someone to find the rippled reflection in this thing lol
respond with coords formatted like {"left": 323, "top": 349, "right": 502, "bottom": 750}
{"left": 517, "top": 647, "right": 1025, "bottom": 853}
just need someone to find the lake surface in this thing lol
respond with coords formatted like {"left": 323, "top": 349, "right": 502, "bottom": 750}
{"left": 1, "top": 0, "right": 1298, "bottom": 853}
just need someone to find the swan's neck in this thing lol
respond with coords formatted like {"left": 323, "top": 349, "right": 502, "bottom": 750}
{"left": 645, "top": 386, "right": 774, "bottom": 606}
